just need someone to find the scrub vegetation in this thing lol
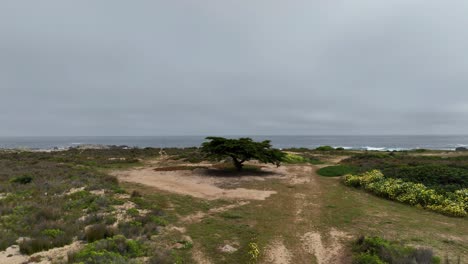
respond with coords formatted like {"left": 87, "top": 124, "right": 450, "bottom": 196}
{"left": 0, "top": 144, "right": 467, "bottom": 263}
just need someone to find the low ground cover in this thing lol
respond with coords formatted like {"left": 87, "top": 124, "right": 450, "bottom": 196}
{"left": 282, "top": 153, "right": 323, "bottom": 165}
{"left": 344, "top": 170, "right": 468, "bottom": 217}
{"left": 342, "top": 153, "right": 468, "bottom": 192}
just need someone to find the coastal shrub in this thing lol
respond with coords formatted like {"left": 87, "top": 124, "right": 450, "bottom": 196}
{"left": 10, "top": 175, "right": 33, "bottom": 184}
{"left": 20, "top": 231, "right": 73, "bottom": 254}
{"left": 85, "top": 224, "right": 115, "bottom": 243}
{"left": 68, "top": 235, "right": 145, "bottom": 263}
{"left": 117, "top": 211, "right": 163, "bottom": 239}
{"left": 317, "top": 165, "right": 358, "bottom": 177}
{"left": 352, "top": 236, "right": 440, "bottom": 264}
{"left": 342, "top": 155, "right": 468, "bottom": 192}
{"left": 315, "top": 145, "right": 335, "bottom": 151}
{"left": 41, "top": 228, "right": 64, "bottom": 238}
{"left": 282, "top": 153, "right": 322, "bottom": 165}
{"left": 0, "top": 230, "right": 17, "bottom": 251}
{"left": 382, "top": 165, "right": 468, "bottom": 192}
{"left": 344, "top": 170, "right": 467, "bottom": 217}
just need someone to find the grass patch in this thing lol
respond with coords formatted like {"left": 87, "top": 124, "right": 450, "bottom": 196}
{"left": 317, "top": 165, "right": 358, "bottom": 177}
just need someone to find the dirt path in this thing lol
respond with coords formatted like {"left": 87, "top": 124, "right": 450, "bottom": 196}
{"left": 272, "top": 164, "right": 350, "bottom": 264}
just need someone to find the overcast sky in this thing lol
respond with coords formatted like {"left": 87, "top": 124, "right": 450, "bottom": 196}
{"left": 1, "top": 1, "right": 468, "bottom": 136}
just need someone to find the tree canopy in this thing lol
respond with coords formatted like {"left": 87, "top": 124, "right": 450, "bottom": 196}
{"left": 201, "top": 137, "right": 285, "bottom": 171}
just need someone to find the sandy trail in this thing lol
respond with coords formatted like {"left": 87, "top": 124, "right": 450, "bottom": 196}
{"left": 111, "top": 166, "right": 280, "bottom": 200}
{"left": 279, "top": 164, "right": 350, "bottom": 263}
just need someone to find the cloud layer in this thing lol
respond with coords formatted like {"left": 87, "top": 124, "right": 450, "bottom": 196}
{"left": 1, "top": 1, "right": 468, "bottom": 136}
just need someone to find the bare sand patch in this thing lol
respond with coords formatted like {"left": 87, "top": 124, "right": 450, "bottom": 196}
{"left": 300, "top": 228, "right": 350, "bottom": 264}
{"left": 192, "top": 246, "right": 212, "bottom": 264}
{"left": 112, "top": 167, "right": 277, "bottom": 200}
{"left": 263, "top": 239, "right": 293, "bottom": 264}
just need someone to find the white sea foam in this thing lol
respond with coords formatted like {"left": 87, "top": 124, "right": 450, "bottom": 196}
{"left": 363, "top": 146, "right": 386, "bottom": 151}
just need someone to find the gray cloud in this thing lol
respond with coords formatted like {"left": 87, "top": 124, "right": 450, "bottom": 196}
{"left": 1, "top": 0, "right": 468, "bottom": 136}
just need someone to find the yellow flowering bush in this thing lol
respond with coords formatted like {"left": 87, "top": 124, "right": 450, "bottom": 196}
{"left": 343, "top": 174, "right": 361, "bottom": 187}
{"left": 343, "top": 170, "right": 467, "bottom": 217}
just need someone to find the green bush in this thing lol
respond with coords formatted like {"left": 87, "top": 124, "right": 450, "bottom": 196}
{"left": 342, "top": 155, "right": 468, "bottom": 192}
{"left": 344, "top": 171, "right": 467, "bottom": 217}
{"left": 383, "top": 165, "right": 468, "bottom": 192}
{"left": 20, "top": 232, "right": 73, "bottom": 254}
{"left": 282, "top": 153, "right": 322, "bottom": 165}
{"left": 85, "top": 224, "right": 115, "bottom": 243}
{"left": 41, "top": 229, "right": 64, "bottom": 238}
{"left": 352, "top": 236, "right": 440, "bottom": 264}
{"left": 317, "top": 165, "right": 358, "bottom": 177}
{"left": 315, "top": 146, "right": 335, "bottom": 151}
{"left": 353, "top": 253, "right": 385, "bottom": 264}
{"left": 10, "top": 175, "right": 33, "bottom": 184}
{"left": 69, "top": 235, "right": 144, "bottom": 263}
{"left": 126, "top": 208, "right": 139, "bottom": 217}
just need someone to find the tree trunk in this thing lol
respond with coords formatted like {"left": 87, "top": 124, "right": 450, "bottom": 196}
{"left": 231, "top": 157, "right": 243, "bottom": 171}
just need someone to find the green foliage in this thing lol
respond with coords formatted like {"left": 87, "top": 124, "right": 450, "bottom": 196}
{"left": 165, "top": 147, "right": 211, "bottom": 163}
{"left": 201, "top": 137, "right": 286, "bottom": 171}
{"left": 317, "top": 165, "right": 358, "bottom": 177}
{"left": 85, "top": 224, "right": 115, "bottom": 243}
{"left": 126, "top": 208, "right": 139, "bottom": 217}
{"left": 282, "top": 153, "right": 322, "bottom": 165}
{"left": 353, "top": 253, "right": 385, "bottom": 264}
{"left": 150, "top": 216, "right": 169, "bottom": 226}
{"left": 315, "top": 146, "right": 335, "bottom": 151}
{"left": 69, "top": 235, "right": 144, "bottom": 263}
{"left": 247, "top": 242, "right": 260, "bottom": 264}
{"left": 342, "top": 154, "right": 468, "bottom": 192}
{"left": 352, "top": 236, "right": 439, "bottom": 264}
{"left": 344, "top": 171, "right": 468, "bottom": 217}
{"left": 20, "top": 230, "right": 73, "bottom": 254}
{"left": 10, "top": 175, "right": 33, "bottom": 184}
{"left": 382, "top": 165, "right": 468, "bottom": 192}
{"left": 41, "top": 229, "right": 64, "bottom": 238}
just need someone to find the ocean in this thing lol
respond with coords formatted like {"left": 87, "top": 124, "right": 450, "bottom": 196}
{"left": 1, "top": 135, "right": 468, "bottom": 151}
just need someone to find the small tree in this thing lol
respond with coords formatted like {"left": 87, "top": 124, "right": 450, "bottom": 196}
{"left": 201, "top": 137, "right": 285, "bottom": 171}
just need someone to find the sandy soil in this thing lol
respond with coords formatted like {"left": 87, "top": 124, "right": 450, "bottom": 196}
{"left": 111, "top": 166, "right": 281, "bottom": 200}
{"left": 300, "top": 229, "right": 350, "bottom": 264}
{"left": 263, "top": 239, "right": 293, "bottom": 264}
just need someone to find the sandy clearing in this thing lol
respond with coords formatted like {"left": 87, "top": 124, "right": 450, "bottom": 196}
{"left": 300, "top": 228, "right": 350, "bottom": 264}
{"left": 263, "top": 239, "right": 293, "bottom": 264}
{"left": 112, "top": 167, "right": 277, "bottom": 200}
